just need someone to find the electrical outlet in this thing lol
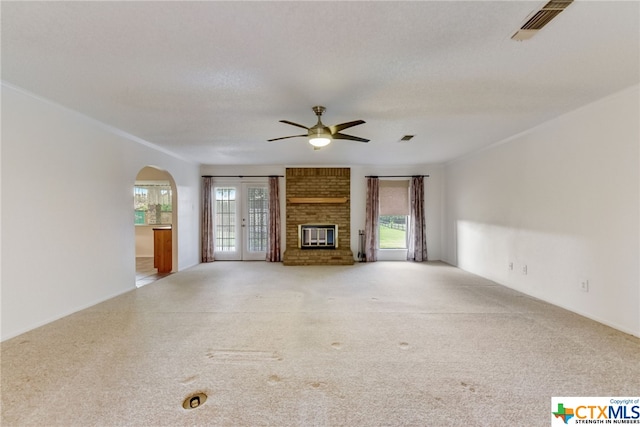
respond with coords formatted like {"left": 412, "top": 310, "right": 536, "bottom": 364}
{"left": 522, "top": 265, "right": 527, "bottom": 275}
{"left": 508, "top": 262, "right": 514, "bottom": 271}
{"left": 579, "top": 278, "right": 589, "bottom": 292}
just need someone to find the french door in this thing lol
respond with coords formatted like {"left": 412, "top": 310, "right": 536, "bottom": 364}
{"left": 213, "top": 182, "right": 268, "bottom": 261}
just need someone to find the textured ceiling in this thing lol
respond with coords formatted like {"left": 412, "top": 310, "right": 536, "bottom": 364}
{"left": 2, "top": 1, "right": 638, "bottom": 166}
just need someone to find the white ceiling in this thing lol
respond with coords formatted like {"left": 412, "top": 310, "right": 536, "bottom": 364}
{"left": 2, "top": 1, "right": 638, "bottom": 166}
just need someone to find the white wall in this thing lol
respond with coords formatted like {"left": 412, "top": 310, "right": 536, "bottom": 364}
{"left": 443, "top": 85, "right": 640, "bottom": 336}
{"left": 1, "top": 84, "right": 201, "bottom": 341}
{"left": 200, "top": 164, "right": 443, "bottom": 261}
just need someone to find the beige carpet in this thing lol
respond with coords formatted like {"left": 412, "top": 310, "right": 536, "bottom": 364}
{"left": 2, "top": 261, "right": 638, "bottom": 426}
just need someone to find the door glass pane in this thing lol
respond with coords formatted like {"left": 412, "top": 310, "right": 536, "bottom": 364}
{"left": 215, "top": 188, "right": 236, "bottom": 252}
{"left": 247, "top": 187, "right": 268, "bottom": 252}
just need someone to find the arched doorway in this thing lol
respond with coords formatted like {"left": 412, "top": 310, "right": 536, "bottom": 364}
{"left": 134, "top": 166, "right": 178, "bottom": 287}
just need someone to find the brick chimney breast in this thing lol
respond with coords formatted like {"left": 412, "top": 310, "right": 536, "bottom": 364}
{"left": 282, "top": 168, "right": 354, "bottom": 265}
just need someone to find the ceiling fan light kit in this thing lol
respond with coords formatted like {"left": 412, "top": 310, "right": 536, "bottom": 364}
{"left": 308, "top": 109, "right": 333, "bottom": 147}
{"left": 308, "top": 136, "right": 332, "bottom": 148}
{"left": 268, "top": 106, "right": 369, "bottom": 150}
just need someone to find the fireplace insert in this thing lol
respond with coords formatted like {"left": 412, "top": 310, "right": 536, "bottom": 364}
{"left": 298, "top": 224, "right": 338, "bottom": 249}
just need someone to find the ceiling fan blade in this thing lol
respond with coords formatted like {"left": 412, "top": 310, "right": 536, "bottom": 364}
{"left": 267, "top": 134, "right": 307, "bottom": 142}
{"left": 332, "top": 132, "right": 370, "bottom": 143}
{"left": 280, "top": 120, "right": 309, "bottom": 130}
{"left": 329, "top": 120, "right": 365, "bottom": 134}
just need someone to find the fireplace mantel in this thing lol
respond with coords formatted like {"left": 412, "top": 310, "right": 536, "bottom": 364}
{"left": 288, "top": 197, "right": 348, "bottom": 204}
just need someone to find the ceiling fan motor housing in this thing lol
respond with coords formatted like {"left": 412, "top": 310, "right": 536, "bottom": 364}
{"left": 309, "top": 106, "right": 332, "bottom": 138}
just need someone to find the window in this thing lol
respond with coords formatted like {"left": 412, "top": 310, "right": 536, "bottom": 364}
{"left": 378, "top": 180, "right": 409, "bottom": 249}
{"left": 134, "top": 182, "right": 172, "bottom": 225}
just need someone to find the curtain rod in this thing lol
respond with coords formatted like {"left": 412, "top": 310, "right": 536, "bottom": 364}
{"left": 202, "top": 174, "right": 426, "bottom": 178}
{"left": 365, "top": 175, "right": 429, "bottom": 178}
{"left": 201, "top": 175, "right": 284, "bottom": 178}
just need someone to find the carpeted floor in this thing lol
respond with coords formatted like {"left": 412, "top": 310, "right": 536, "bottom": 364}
{"left": 2, "top": 261, "right": 638, "bottom": 426}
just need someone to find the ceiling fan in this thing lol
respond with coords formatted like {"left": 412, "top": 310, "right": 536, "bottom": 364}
{"left": 268, "top": 106, "right": 368, "bottom": 150}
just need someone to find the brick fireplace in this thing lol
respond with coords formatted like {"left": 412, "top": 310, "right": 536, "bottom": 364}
{"left": 283, "top": 168, "right": 354, "bottom": 265}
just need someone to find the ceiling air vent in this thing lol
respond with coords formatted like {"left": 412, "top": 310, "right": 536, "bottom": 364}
{"left": 399, "top": 135, "right": 414, "bottom": 142}
{"left": 511, "top": 0, "right": 573, "bottom": 41}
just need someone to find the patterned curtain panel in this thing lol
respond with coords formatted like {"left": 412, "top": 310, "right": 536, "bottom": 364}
{"left": 407, "top": 176, "right": 428, "bottom": 262}
{"left": 266, "top": 176, "right": 282, "bottom": 262}
{"left": 201, "top": 176, "right": 215, "bottom": 263}
{"left": 365, "top": 177, "right": 379, "bottom": 262}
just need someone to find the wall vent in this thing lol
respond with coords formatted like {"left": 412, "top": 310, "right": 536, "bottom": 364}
{"left": 511, "top": 0, "right": 573, "bottom": 41}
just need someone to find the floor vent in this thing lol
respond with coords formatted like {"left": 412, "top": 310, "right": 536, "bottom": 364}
{"left": 183, "top": 392, "right": 207, "bottom": 410}
{"left": 399, "top": 135, "right": 414, "bottom": 142}
{"left": 512, "top": 0, "right": 573, "bottom": 41}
